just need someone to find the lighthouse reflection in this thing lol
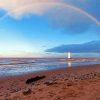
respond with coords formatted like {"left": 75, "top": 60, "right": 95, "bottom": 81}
{"left": 68, "top": 60, "right": 72, "bottom": 67}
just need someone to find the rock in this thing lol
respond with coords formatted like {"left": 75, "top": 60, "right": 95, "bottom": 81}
{"left": 44, "top": 80, "right": 57, "bottom": 86}
{"left": 26, "top": 75, "right": 46, "bottom": 84}
{"left": 10, "top": 87, "right": 21, "bottom": 93}
{"left": 22, "top": 88, "right": 32, "bottom": 96}
{"left": 67, "top": 81, "right": 75, "bottom": 86}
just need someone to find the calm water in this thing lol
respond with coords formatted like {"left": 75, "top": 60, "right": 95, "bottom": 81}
{"left": 0, "top": 58, "right": 100, "bottom": 76}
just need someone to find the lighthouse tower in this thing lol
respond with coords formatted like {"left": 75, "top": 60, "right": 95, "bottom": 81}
{"left": 68, "top": 51, "right": 71, "bottom": 59}
{"left": 67, "top": 51, "right": 71, "bottom": 67}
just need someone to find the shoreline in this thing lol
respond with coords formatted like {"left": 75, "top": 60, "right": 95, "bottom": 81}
{"left": 0, "top": 64, "right": 100, "bottom": 100}
{"left": 0, "top": 63, "right": 100, "bottom": 78}
{"left": 0, "top": 57, "right": 100, "bottom": 78}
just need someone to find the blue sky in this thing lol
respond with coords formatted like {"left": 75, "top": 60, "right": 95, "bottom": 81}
{"left": 0, "top": 0, "right": 100, "bottom": 57}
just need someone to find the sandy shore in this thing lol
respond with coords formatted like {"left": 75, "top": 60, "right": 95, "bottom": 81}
{"left": 0, "top": 64, "right": 100, "bottom": 100}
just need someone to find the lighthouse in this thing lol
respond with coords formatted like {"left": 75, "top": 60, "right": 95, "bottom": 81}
{"left": 67, "top": 51, "right": 72, "bottom": 67}
{"left": 68, "top": 51, "right": 71, "bottom": 59}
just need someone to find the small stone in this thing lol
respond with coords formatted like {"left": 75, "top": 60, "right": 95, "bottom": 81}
{"left": 67, "top": 81, "right": 74, "bottom": 86}
{"left": 44, "top": 80, "right": 57, "bottom": 86}
{"left": 22, "top": 88, "right": 32, "bottom": 96}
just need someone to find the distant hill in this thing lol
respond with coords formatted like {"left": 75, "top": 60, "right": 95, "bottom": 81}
{"left": 46, "top": 41, "right": 100, "bottom": 53}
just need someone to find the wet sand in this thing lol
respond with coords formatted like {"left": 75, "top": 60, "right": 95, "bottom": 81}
{"left": 0, "top": 64, "right": 100, "bottom": 100}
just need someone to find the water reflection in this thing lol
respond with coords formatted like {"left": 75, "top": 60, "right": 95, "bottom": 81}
{"left": 68, "top": 60, "right": 72, "bottom": 67}
{"left": 0, "top": 58, "right": 100, "bottom": 76}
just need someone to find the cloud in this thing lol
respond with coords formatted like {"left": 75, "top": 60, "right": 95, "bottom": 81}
{"left": 47, "top": 8, "right": 93, "bottom": 33}
{"left": 0, "top": 50, "right": 42, "bottom": 58}
{"left": 63, "top": 0, "right": 100, "bottom": 21}
{"left": 46, "top": 41, "right": 100, "bottom": 53}
{"left": 0, "top": 0, "right": 62, "bottom": 19}
{"left": 46, "top": 0, "right": 100, "bottom": 33}
{"left": 0, "top": 0, "right": 99, "bottom": 34}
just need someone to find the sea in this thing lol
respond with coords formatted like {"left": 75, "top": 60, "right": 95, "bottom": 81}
{"left": 0, "top": 58, "right": 100, "bottom": 76}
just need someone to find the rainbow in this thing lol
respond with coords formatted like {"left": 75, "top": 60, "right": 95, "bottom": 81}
{"left": 0, "top": 2, "right": 100, "bottom": 25}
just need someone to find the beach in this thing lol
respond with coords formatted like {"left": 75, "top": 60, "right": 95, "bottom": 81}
{"left": 0, "top": 64, "right": 100, "bottom": 100}
{"left": 0, "top": 0, "right": 100, "bottom": 99}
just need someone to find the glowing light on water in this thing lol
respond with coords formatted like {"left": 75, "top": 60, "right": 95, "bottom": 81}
{"left": 68, "top": 61, "right": 72, "bottom": 67}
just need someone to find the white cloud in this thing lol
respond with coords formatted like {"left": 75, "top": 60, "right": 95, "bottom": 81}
{"left": 0, "top": 50, "right": 41, "bottom": 57}
{"left": 0, "top": 0, "right": 62, "bottom": 19}
{"left": 0, "top": 0, "right": 99, "bottom": 33}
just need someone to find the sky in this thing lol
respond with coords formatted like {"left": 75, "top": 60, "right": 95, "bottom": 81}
{"left": 0, "top": 0, "right": 100, "bottom": 57}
